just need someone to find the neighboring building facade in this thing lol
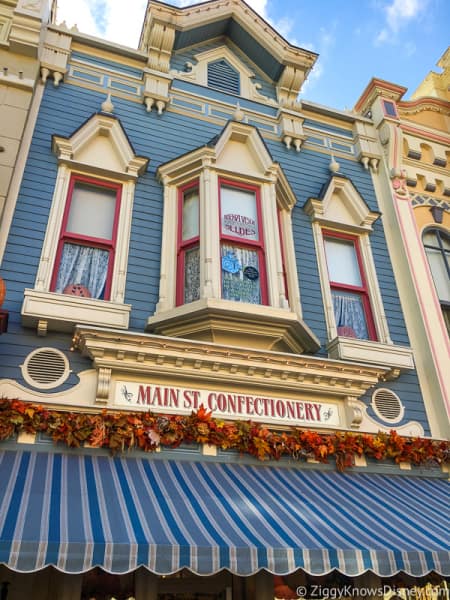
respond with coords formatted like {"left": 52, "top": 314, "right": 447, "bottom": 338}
{"left": 355, "top": 48, "right": 450, "bottom": 441}
{"left": 0, "top": 1, "right": 448, "bottom": 599}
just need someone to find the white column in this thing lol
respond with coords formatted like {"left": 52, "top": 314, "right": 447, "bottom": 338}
{"left": 200, "top": 163, "right": 219, "bottom": 299}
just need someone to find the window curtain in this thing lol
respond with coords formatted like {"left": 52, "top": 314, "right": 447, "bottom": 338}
{"left": 55, "top": 243, "right": 109, "bottom": 299}
{"left": 332, "top": 291, "right": 368, "bottom": 339}
{"left": 184, "top": 246, "right": 200, "bottom": 304}
{"left": 221, "top": 244, "right": 260, "bottom": 304}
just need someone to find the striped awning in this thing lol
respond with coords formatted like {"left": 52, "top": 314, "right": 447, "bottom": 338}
{"left": 0, "top": 449, "right": 448, "bottom": 577}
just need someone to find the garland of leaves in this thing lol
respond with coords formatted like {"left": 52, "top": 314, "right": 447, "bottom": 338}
{"left": 1, "top": 399, "right": 448, "bottom": 471}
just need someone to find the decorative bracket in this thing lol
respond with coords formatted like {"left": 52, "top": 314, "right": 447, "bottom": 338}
{"left": 96, "top": 367, "right": 112, "bottom": 404}
{"left": 279, "top": 110, "right": 306, "bottom": 152}
{"left": 143, "top": 70, "right": 172, "bottom": 115}
{"left": 344, "top": 396, "right": 363, "bottom": 429}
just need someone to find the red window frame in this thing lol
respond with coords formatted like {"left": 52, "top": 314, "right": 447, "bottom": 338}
{"left": 50, "top": 174, "right": 122, "bottom": 301}
{"left": 323, "top": 229, "right": 377, "bottom": 340}
{"left": 176, "top": 180, "right": 200, "bottom": 306}
{"left": 219, "top": 178, "right": 268, "bottom": 305}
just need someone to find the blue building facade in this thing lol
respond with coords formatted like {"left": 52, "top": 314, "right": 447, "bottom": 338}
{"left": 0, "top": 1, "right": 448, "bottom": 598}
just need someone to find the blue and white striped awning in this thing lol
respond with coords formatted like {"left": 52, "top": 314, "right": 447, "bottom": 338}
{"left": 0, "top": 449, "right": 448, "bottom": 577}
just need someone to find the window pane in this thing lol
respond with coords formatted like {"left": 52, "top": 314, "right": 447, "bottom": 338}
{"left": 221, "top": 243, "right": 261, "bottom": 304}
{"left": 182, "top": 188, "right": 199, "bottom": 241}
{"left": 184, "top": 246, "right": 200, "bottom": 304}
{"left": 332, "top": 290, "right": 368, "bottom": 340}
{"left": 55, "top": 242, "right": 109, "bottom": 299}
{"left": 324, "top": 237, "right": 362, "bottom": 286}
{"left": 66, "top": 182, "right": 117, "bottom": 240}
{"left": 426, "top": 248, "right": 450, "bottom": 302}
{"left": 221, "top": 186, "right": 259, "bottom": 241}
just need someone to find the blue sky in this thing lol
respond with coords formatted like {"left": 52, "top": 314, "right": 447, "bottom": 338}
{"left": 55, "top": 0, "right": 449, "bottom": 110}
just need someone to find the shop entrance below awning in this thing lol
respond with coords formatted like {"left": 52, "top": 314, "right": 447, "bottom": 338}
{"left": 0, "top": 450, "right": 448, "bottom": 579}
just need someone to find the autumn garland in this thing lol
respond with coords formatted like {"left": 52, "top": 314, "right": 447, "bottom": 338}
{"left": 0, "top": 398, "right": 448, "bottom": 471}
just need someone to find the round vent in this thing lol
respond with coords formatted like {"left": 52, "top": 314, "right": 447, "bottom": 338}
{"left": 371, "top": 388, "right": 404, "bottom": 424}
{"left": 22, "top": 348, "right": 70, "bottom": 389}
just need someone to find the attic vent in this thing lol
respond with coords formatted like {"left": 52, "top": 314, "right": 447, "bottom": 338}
{"left": 22, "top": 348, "right": 70, "bottom": 389}
{"left": 207, "top": 59, "right": 240, "bottom": 95}
{"left": 371, "top": 388, "right": 404, "bottom": 424}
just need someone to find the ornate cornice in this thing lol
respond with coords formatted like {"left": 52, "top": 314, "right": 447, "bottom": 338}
{"left": 73, "top": 326, "right": 392, "bottom": 403}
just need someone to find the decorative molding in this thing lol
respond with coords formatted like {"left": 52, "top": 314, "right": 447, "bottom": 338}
{"left": 344, "top": 396, "right": 363, "bottom": 429}
{"left": 52, "top": 112, "right": 149, "bottom": 178}
{"left": 140, "top": 0, "right": 317, "bottom": 81}
{"left": 279, "top": 109, "right": 305, "bottom": 151}
{"left": 40, "top": 28, "right": 72, "bottom": 86}
{"left": 73, "top": 326, "right": 391, "bottom": 402}
{"left": 144, "top": 20, "right": 175, "bottom": 73}
{"left": 22, "top": 289, "right": 132, "bottom": 333}
{"left": 171, "top": 45, "right": 275, "bottom": 106}
{"left": 96, "top": 366, "right": 112, "bottom": 404}
{"left": 304, "top": 175, "right": 381, "bottom": 232}
{"left": 327, "top": 336, "right": 414, "bottom": 375}
{"left": 143, "top": 68, "right": 172, "bottom": 114}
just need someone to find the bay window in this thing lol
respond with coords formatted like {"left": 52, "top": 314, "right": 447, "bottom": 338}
{"left": 147, "top": 120, "right": 320, "bottom": 354}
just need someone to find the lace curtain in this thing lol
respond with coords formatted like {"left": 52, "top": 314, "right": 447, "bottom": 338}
{"left": 221, "top": 244, "right": 260, "bottom": 304}
{"left": 184, "top": 246, "right": 200, "bottom": 304}
{"left": 55, "top": 243, "right": 109, "bottom": 299}
{"left": 332, "top": 291, "right": 368, "bottom": 339}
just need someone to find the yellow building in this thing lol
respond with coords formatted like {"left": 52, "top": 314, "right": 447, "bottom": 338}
{"left": 355, "top": 50, "right": 450, "bottom": 440}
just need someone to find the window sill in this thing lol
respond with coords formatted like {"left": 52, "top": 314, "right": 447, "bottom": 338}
{"left": 146, "top": 297, "right": 321, "bottom": 354}
{"left": 21, "top": 289, "right": 131, "bottom": 334}
{"left": 327, "top": 336, "right": 415, "bottom": 373}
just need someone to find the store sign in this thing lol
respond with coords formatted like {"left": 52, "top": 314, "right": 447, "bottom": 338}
{"left": 115, "top": 382, "right": 340, "bottom": 427}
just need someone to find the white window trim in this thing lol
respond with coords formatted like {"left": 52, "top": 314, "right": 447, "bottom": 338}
{"left": 21, "top": 112, "right": 148, "bottom": 334}
{"left": 148, "top": 121, "right": 319, "bottom": 353}
{"left": 304, "top": 175, "right": 414, "bottom": 372}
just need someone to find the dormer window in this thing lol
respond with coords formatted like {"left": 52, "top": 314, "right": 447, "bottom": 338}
{"left": 207, "top": 59, "right": 240, "bottom": 95}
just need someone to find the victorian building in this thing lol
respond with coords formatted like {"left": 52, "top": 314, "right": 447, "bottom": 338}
{"left": 354, "top": 48, "right": 450, "bottom": 441}
{"left": 0, "top": 1, "right": 448, "bottom": 599}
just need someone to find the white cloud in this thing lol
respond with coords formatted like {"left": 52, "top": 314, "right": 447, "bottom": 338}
{"left": 375, "top": 0, "right": 429, "bottom": 45}
{"left": 385, "top": 0, "right": 424, "bottom": 32}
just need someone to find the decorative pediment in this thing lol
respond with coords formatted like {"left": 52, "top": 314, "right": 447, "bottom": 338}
{"left": 304, "top": 174, "right": 380, "bottom": 232}
{"left": 52, "top": 112, "right": 149, "bottom": 179}
{"left": 140, "top": 0, "right": 317, "bottom": 99}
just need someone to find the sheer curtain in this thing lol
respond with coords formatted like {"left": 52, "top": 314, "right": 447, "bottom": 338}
{"left": 55, "top": 243, "right": 109, "bottom": 299}
{"left": 332, "top": 291, "right": 368, "bottom": 339}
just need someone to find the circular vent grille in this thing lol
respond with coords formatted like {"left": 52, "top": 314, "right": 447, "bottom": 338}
{"left": 22, "top": 348, "right": 70, "bottom": 389}
{"left": 371, "top": 388, "right": 404, "bottom": 423}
